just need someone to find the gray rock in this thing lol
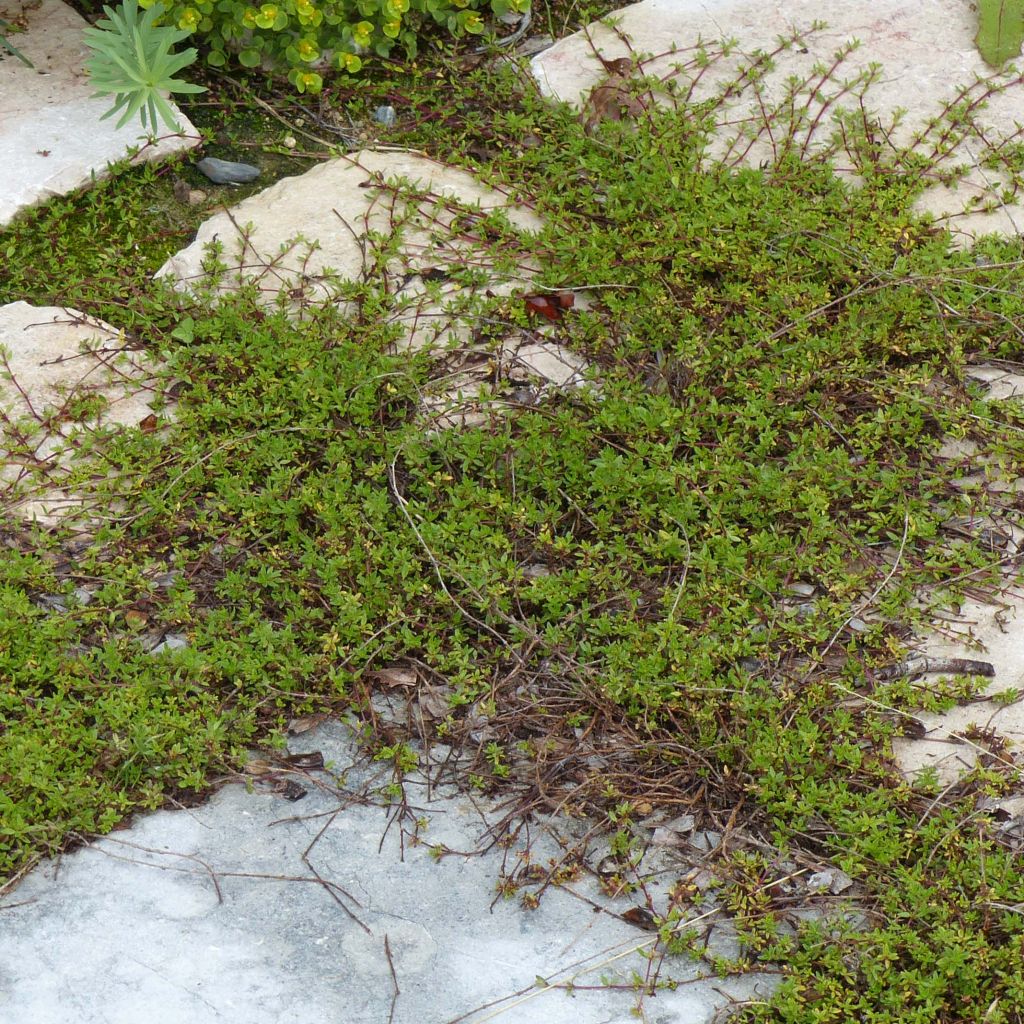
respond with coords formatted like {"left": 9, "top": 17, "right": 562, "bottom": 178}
{"left": 786, "top": 581, "right": 817, "bottom": 597}
{"left": 372, "top": 105, "right": 396, "bottom": 128}
{"left": 196, "top": 157, "right": 261, "bottom": 185}
{"left": 650, "top": 813, "right": 696, "bottom": 846}
{"left": 806, "top": 870, "right": 832, "bottom": 893}
{"left": 690, "top": 830, "right": 722, "bottom": 853}
{"left": 829, "top": 869, "right": 854, "bottom": 894}
{"left": 664, "top": 812, "right": 696, "bottom": 833}
{"left": 35, "top": 586, "right": 93, "bottom": 611}
{"left": 806, "top": 868, "right": 854, "bottom": 895}
{"left": 651, "top": 827, "right": 685, "bottom": 847}
{"left": 0, "top": 720, "right": 775, "bottom": 1023}
{"left": 143, "top": 632, "right": 188, "bottom": 654}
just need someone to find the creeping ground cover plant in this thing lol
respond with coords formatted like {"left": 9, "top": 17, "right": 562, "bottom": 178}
{"left": 4, "top": 30, "right": 1024, "bottom": 1024}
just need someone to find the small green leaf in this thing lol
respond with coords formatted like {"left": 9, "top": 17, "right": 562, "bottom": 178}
{"left": 976, "top": 0, "right": 1024, "bottom": 67}
{"left": 171, "top": 317, "right": 195, "bottom": 343}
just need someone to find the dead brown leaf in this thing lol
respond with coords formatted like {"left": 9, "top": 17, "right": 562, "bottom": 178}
{"left": 287, "top": 713, "right": 327, "bottom": 735}
{"left": 124, "top": 610, "right": 148, "bottom": 631}
{"left": 581, "top": 59, "right": 649, "bottom": 135}
{"left": 372, "top": 665, "right": 419, "bottom": 689}
{"left": 283, "top": 751, "right": 325, "bottom": 770}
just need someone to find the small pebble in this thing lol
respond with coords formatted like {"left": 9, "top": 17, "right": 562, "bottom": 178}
{"left": 196, "top": 157, "right": 261, "bottom": 185}
{"left": 187, "top": 189, "right": 208, "bottom": 206}
{"left": 681, "top": 867, "right": 717, "bottom": 891}
{"left": 829, "top": 869, "right": 854, "bottom": 894}
{"left": 689, "top": 830, "right": 721, "bottom": 852}
{"left": 148, "top": 633, "right": 189, "bottom": 655}
{"left": 663, "top": 812, "right": 696, "bottom": 834}
{"left": 806, "top": 870, "right": 832, "bottom": 893}
{"left": 786, "top": 581, "right": 817, "bottom": 597}
{"left": 806, "top": 868, "right": 854, "bottom": 894}
{"left": 282, "top": 135, "right": 297, "bottom": 150}
{"left": 516, "top": 34, "right": 555, "bottom": 57}
{"left": 373, "top": 105, "right": 396, "bottom": 128}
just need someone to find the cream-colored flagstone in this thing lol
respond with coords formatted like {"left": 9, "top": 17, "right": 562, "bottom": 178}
{"left": 531, "top": 0, "right": 1024, "bottom": 244}
{"left": 156, "top": 149, "right": 541, "bottom": 329}
{"left": 0, "top": 0, "right": 199, "bottom": 228}
{"left": 968, "top": 363, "right": 1024, "bottom": 403}
{"left": 891, "top": 593, "right": 1024, "bottom": 787}
{"left": 887, "top": 361, "right": 1024, "bottom": 785}
{"left": 0, "top": 302, "right": 165, "bottom": 523}
{"left": 157, "top": 149, "right": 591, "bottom": 416}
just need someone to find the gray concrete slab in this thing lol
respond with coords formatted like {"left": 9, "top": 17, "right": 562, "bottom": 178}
{"left": 0, "top": 0, "right": 198, "bottom": 228}
{"left": 0, "top": 721, "right": 775, "bottom": 1023}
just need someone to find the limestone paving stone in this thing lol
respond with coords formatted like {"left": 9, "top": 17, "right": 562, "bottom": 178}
{"left": 157, "top": 149, "right": 541, "bottom": 327}
{"left": 891, "top": 593, "right": 1024, "bottom": 785}
{"left": 531, "top": 0, "right": 1024, "bottom": 244}
{"left": 0, "top": 301, "right": 165, "bottom": 522}
{"left": 0, "top": 721, "right": 776, "bottom": 1024}
{"left": 889, "top": 361, "right": 1024, "bottom": 783}
{"left": 968, "top": 363, "right": 1024, "bottom": 403}
{"left": 158, "top": 149, "right": 592, "bottom": 419}
{"left": 0, "top": 0, "right": 199, "bottom": 228}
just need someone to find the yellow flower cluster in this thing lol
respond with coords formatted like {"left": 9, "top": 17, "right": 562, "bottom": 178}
{"left": 153, "top": 0, "right": 516, "bottom": 89}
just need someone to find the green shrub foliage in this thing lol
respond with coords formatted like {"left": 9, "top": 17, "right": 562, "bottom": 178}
{"left": 145, "top": 0, "right": 529, "bottom": 91}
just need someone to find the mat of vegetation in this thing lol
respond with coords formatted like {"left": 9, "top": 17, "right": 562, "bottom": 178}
{"left": 3, "top": 59, "right": 1024, "bottom": 1023}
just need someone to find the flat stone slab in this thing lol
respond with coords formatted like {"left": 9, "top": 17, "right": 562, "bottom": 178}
{"left": 0, "top": 302, "right": 165, "bottom": 522}
{"left": 891, "top": 368, "right": 1024, "bottom": 784}
{"left": 158, "top": 150, "right": 591, "bottom": 420}
{"left": 157, "top": 149, "right": 540, "bottom": 326}
{"left": 0, "top": 721, "right": 774, "bottom": 1023}
{"left": 0, "top": 0, "right": 198, "bottom": 228}
{"left": 892, "top": 592, "right": 1024, "bottom": 785}
{"left": 532, "top": 0, "right": 1024, "bottom": 243}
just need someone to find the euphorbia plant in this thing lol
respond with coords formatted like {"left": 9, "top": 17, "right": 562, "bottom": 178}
{"left": 82, "top": 0, "right": 204, "bottom": 133}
